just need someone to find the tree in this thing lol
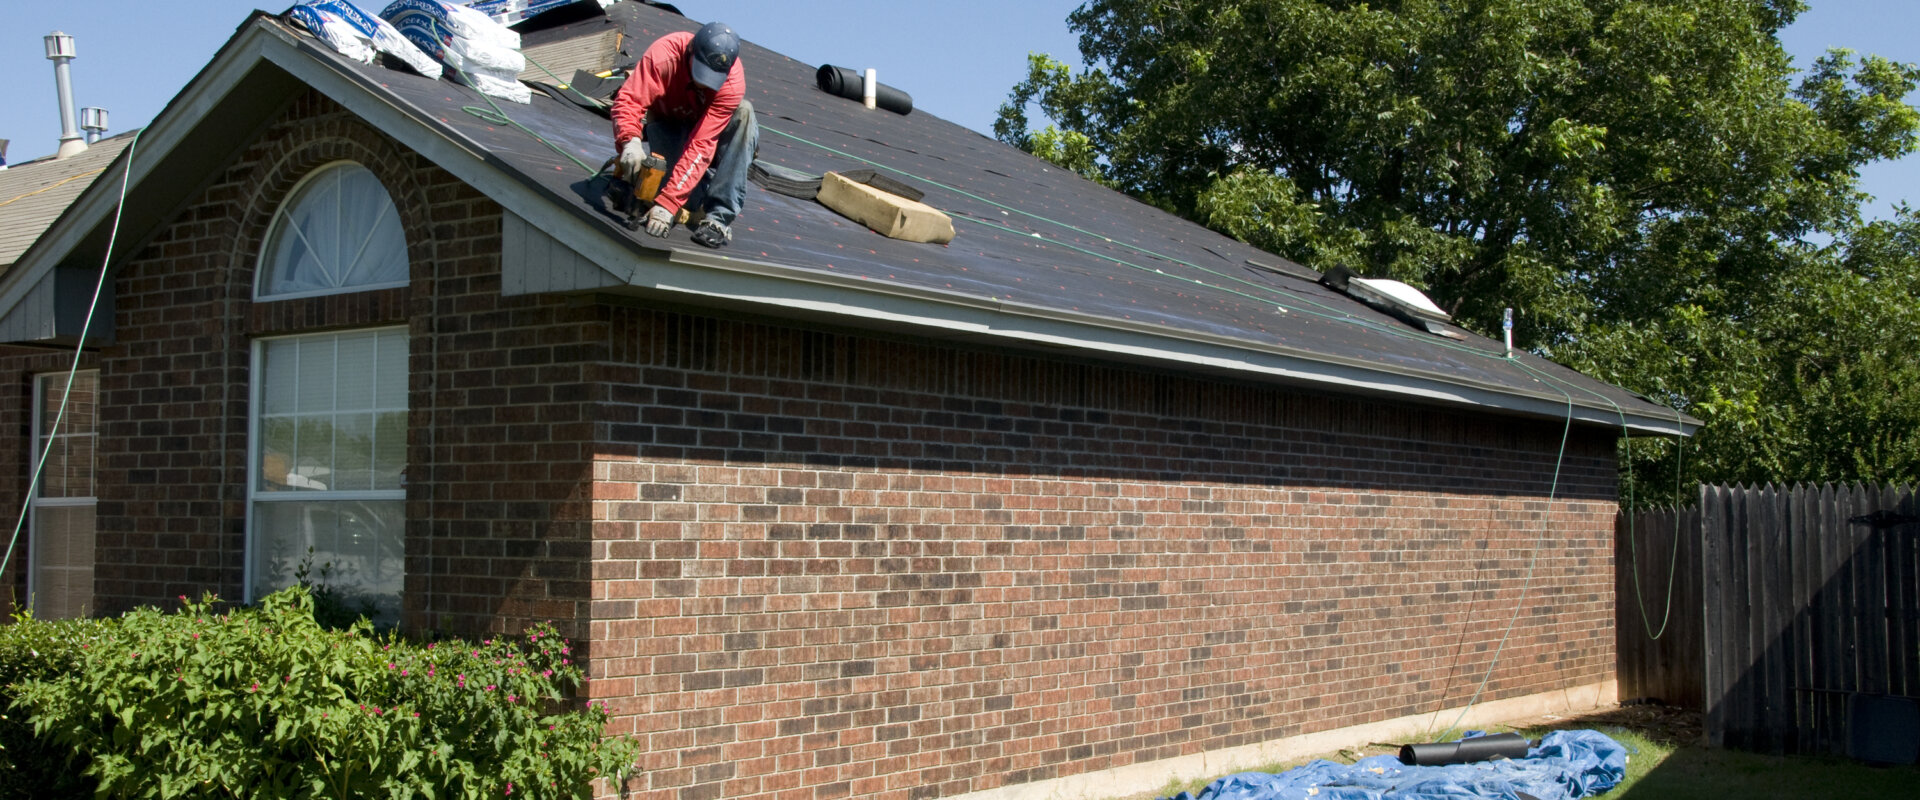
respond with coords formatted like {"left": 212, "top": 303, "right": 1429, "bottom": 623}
{"left": 997, "top": 0, "right": 1920, "bottom": 500}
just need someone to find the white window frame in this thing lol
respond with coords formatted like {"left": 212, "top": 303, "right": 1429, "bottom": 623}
{"left": 243, "top": 327, "right": 408, "bottom": 606}
{"left": 28, "top": 369, "right": 98, "bottom": 619}
{"left": 253, "top": 160, "right": 409, "bottom": 302}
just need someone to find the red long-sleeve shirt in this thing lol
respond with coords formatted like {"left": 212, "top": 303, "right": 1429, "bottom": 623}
{"left": 611, "top": 30, "right": 745, "bottom": 215}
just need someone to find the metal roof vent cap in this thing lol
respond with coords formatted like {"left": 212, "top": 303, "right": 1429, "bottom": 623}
{"left": 45, "top": 31, "right": 86, "bottom": 160}
{"left": 0, "top": 139, "right": 9, "bottom": 171}
{"left": 80, "top": 107, "right": 108, "bottom": 144}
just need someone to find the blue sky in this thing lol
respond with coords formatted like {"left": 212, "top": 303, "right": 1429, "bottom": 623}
{"left": 1, "top": 1, "right": 1914, "bottom": 219}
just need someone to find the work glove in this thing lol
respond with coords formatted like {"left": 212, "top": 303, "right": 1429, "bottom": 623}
{"left": 644, "top": 204, "right": 674, "bottom": 237}
{"left": 616, "top": 139, "right": 649, "bottom": 179}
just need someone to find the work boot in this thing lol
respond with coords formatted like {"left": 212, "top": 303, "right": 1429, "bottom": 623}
{"left": 691, "top": 218, "right": 732, "bottom": 248}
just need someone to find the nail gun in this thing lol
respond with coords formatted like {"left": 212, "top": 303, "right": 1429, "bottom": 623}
{"left": 606, "top": 151, "right": 669, "bottom": 230}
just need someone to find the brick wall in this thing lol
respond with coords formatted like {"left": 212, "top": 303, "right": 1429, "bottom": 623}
{"left": 585, "top": 312, "right": 1620, "bottom": 800}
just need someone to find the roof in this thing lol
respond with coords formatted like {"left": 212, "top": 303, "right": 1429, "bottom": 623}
{"left": 0, "top": 3, "right": 1696, "bottom": 437}
{"left": 0, "top": 132, "right": 136, "bottom": 272}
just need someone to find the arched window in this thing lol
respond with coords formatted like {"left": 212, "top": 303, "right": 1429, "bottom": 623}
{"left": 247, "top": 161, "right": 409, "bottom": 624}
{"left": 256, "top": 162, "right": 408, "bottom": 299}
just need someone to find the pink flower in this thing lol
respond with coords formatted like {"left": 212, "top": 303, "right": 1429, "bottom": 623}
{"left": 542, "top": 670, "right": 552, "bottom": 678}
{"left": 507, "top": 694, "right": 518, "bottom": 703}
{"left": 250, "top": 682, "right": 260, "bottom": 692}
{"left": 486, "top": 684, "right": 496, "bottom": 691}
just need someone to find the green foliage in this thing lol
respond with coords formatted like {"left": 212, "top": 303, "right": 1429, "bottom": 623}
{"left": 0, "top": 612, "right": 110, "bottom": 799}
{"left": 5, "top": 588, "right": 637, "bottom": 799}
{"left": 998, "top": 0, "right": 1920, "bottom": 497}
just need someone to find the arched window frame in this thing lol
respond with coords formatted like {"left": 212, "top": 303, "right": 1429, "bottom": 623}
{"left": 253, "top": 160, "right": 409, "bottom": 301}
{"left": 244, "top": 159, "right": 411, "bottom": 624}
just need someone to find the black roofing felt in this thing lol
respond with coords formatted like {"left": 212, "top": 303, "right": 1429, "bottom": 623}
{"left": 282, "top": 3, "right": 1679, "bottom": 427}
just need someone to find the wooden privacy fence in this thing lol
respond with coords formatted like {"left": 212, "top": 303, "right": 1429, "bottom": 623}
{"left": 1616, "top": 483, "right": 1920, "bottom": 754}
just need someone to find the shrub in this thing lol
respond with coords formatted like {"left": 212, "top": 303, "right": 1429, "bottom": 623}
{"left": 8, "top": 587, "right": 637, "bottom": 798}
{"left": 0, "top": 612, "right": 110, "bottom": 799}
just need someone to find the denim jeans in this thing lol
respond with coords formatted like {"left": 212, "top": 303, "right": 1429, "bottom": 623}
{"left": 643, "top": 99, "right": 759, "bottom": 227}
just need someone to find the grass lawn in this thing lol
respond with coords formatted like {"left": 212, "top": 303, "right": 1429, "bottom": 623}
{"left": 1516, "top": 706, "right": 1920, "bottom": 798}
{"left": 1122, "top": 705, "right": 1920, "bottom": 800}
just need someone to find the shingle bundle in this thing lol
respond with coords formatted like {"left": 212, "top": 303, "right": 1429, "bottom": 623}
{"left": 382, "top": 0, "right": 531, "bottom": 103}
{"left": 287, "top": 0, "right": 442, "bottom": 80}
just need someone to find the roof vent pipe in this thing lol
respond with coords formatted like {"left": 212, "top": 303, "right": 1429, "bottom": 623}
{"left": 45, "top": 31, "right": 86, "bottom": 160}
{"left": 80, "top": 107, "right": 107, "bottom": 144}
{"left": 0, "top": 139, "right": 9, "bottom": 171}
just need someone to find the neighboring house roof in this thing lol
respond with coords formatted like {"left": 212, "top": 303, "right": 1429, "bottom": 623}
{"left": 0, "top": 3, "right": 1696, "bottom": 436}
{"left": 0, "top": 132, "right": 136, "bottom": 273}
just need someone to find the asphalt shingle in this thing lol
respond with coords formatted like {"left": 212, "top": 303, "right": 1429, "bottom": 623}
{"left": 0, "top": 132, "right": 135, "bottom": 275}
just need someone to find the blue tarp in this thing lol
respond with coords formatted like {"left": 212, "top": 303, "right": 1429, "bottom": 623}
{"left": 1167, "top": 730, "right": 1628, "bottom": 800}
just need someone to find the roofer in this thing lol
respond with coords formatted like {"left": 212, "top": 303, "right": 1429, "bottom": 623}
{"left": 612, "top": 21, "right": 756, "bottom": 248}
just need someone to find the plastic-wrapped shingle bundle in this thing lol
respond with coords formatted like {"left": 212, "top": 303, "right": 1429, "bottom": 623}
{"left": 287, "top": 0, "right": 443, "bottom": 79}
{"left": 287, "top": 2, "right": 375, "bottom": 64}
{"left": 381, "top": 0, "right": 531, "bottom": 103}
